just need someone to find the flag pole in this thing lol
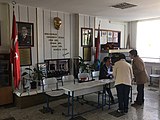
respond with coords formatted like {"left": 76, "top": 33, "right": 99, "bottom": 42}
{"left": 10, "top": 1, "right": 21, "bottom": 90}
{"left": 10, "top": 1, "right": 16, "bottom": 50}
{"left": 10, "top": 1, "right": 16, "bottom": 91}
{"left": 94, "top": 21, "right": 101, "bottom": 70}
{"left": 12, "top": 1, "right": 16, "bottom": 11}
{"left": 10, "top": 1, "right": 16, "bottom": 52}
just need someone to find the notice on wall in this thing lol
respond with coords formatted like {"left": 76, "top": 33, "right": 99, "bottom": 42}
{"left": 19, "top": 48, "right": 32, "bottom": 66}
{"left": 44, "top": 32, "right": 67, "bottom": 51}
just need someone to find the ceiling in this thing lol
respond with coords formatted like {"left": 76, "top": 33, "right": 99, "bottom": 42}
{"left": 1, "top": 0, "right": 160, "bottom": 22}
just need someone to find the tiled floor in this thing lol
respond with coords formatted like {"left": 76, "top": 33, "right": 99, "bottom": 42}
{"left": 0, "top": 84, "right": 160, "bottom": 120}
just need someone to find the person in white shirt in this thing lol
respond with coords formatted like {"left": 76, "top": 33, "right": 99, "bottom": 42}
{"left": 113, "top": 53, "right": 133, "bottom": 113}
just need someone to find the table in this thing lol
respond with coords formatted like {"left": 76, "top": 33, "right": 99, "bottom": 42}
{"left": 99, "top": 79, "right": 115, "bottom": 109}
{"left": 61, "top": 80, "right": 108, "bottom": 118}
{"left": 61, "top": 80, "right": 106, "bottom": 118}
{"left": 103, "top": 79, "right": 133, "bottom": 103}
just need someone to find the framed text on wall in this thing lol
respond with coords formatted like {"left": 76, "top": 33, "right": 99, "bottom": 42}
{"left": 83, "top": 47, "right": 91, "bottom": 61}
{"left": 81, "top": 28, "right": 93, "bottom": 47}
{"left": 19, "top": 47, "right": 32, "bottom": 66}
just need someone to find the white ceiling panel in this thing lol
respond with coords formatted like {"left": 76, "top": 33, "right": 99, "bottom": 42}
{"left": 1, "top": 0, "right": 160, "bottom": 21}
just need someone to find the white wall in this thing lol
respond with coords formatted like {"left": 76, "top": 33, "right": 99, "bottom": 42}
{"left": 95, "top": 17, "right": 128, "bottom": 48}
{"left": 95, "top": 17, "right": 128, "bottom": 61}
{"left": 9, "top": 4, "right": 37, "bottom": 66}
{"left": 1, "top": 3, "right": 129, "bottom": 63}
{"left": 8, "top": 4, "right": 74, "bottom": 66}
{"left": 1, "top": 3, "right": 129, "bottom": 67}
{"left": 75, "top": 14, "right": 95, "bottom": 61}
{"left": 0, "top": 3, "right": 10, "bottom": 53}
{"left": 74, "top": 15, "right": 128, "bottom": 63}
{"left": 41, "top": 10, "right": 72, "bottom": 60}
{"left": 128, "top": 21, "right": 137, "bottom": 49}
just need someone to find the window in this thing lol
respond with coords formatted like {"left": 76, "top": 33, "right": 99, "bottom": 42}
{"left": 137, "top": 19, "right": 160, "bottom": 62}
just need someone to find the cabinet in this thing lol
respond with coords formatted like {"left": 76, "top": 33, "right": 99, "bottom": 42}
{"left": 0, "top": 53, "right": 13, "bottom": 105}
{"left": 0, "top": 86, "right": 13, "bottom": 105}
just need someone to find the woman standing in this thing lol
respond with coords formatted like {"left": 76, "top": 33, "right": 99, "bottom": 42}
{"left": 113, "top": 53, "right": 133, "bottom": 113}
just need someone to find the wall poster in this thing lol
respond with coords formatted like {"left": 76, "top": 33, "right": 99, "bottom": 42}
{"left": 81, "top": 28, "right": 93, "bottom": 46}
{"left": 19, "top": 47, "right": 32, "bottom": 66}
{"left": 83, "top": 47, "right": 91, "bottom": 61}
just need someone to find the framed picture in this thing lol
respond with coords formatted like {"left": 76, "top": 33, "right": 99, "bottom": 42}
{"left": 101, "top": 30, "right": 108, "bottom": 44}
{"left": 83, "top": 47, "right": 91, "bottom": 61}
{"left": 107, "top": 31, "right": 113, "bottom": 42}
{"left": 37, "top": 63, "right": 47, "bottom": 77}
{"left": 113, "top": 32, "right": 118, "bottom": 43}
{"left": 19, "top": 47, "right": 32, "bottom": 66}
{"left": 81, "top": 28, "right": 93, "bottom": 46}
{"left": 16, "top": 22, "right": 34, "bottom": 47}
{"left": 106, "top": 31, "right": 121, "bottom": 49}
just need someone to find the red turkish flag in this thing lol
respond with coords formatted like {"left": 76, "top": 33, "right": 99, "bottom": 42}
{"left": 10, "top": 12, "right": 21, "bottom": 89}
{"left": 95, "top": 24, "right": 100, "bottom": 60}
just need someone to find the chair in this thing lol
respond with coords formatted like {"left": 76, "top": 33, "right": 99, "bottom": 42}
{"left": 149, "top": 66, "right": 160, "bottom": 86}
{"left": 42, "top": 77, "right": 64, "bottom": 114}
{"left": 77, "top": 73, "right": 91, "bottom": 103}
{"left": 78, "top": 73, "right": 90, "bottom": 83}
{"left": 91, "top": 71, "right": 100, "bottom": 80}
{"left": 62, "top": 75, "right": 75, "bottom": 86}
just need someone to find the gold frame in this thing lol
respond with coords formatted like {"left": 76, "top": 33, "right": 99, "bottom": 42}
{"left": 83, "top": 47, "right": 91, "bottom": 61}
{"left": 19, "top": 47, "right": 32, "bottom": 66}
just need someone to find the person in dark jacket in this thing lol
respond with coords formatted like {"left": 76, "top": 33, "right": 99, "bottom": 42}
{"left": 99, "top": 57, "right": 114, "bottom": 103}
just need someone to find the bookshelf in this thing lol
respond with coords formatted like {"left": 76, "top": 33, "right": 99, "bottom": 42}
{"left": 0, "top": 53, "right": 13, "bottom": 105}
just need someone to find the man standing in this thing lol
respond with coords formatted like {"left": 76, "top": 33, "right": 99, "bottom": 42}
{"left": 113, "top": 53, "right": 133, "bottom": 113}
{"left": 129, "top": 49, "right": 149, "bottom": 106}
